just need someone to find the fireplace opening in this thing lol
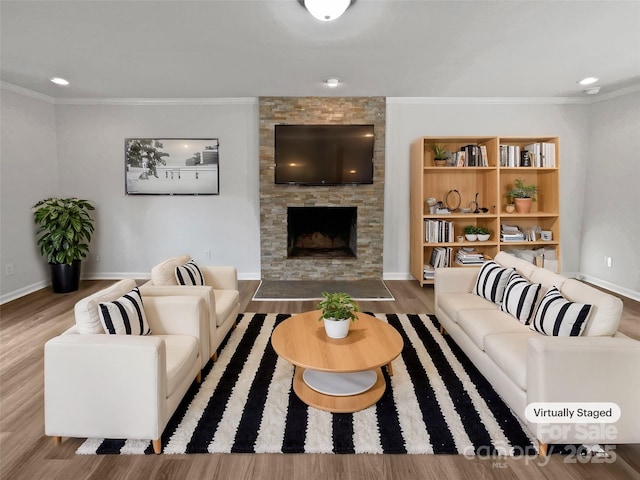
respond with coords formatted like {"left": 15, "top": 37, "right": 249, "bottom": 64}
{"left": 287, "top": 207, "right": 357, "bottom": 258}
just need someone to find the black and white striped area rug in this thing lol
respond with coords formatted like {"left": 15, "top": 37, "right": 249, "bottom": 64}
{"left": 77, "top": 313, "right": 537, "bottom": 455}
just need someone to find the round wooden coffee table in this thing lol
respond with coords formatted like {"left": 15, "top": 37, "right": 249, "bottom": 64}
{"left": 271, "top": 310, "right": 403, "bottom": 413}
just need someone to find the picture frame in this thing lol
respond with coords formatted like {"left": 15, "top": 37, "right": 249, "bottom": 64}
{"left": 125, "top": 138, "right": 219, "bottom": 195}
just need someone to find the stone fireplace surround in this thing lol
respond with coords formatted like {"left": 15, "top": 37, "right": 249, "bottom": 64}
{"left": 259, "top": 97, "right": 386, "bottom": 281}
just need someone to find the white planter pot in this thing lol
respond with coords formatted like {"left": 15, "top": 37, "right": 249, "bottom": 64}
{"left": 323, "top": 318, "right": 351, "bottom": 339}
{"left": 465, "top": 234, "right": 477, "bottom": 242}
{"left": 477, "top": 234, "right": 490, "bottom": 241}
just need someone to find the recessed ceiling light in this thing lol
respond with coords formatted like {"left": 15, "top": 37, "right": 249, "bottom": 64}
{"left": 585, "top": 87, "right": 601, "bottom": 95}
{"left": 50, "top": 77, "right": 70, "bottom": 86}
{"left": 325, "top": 78, "right": 340, "bottom": 87}
{"left": 578, "top": 77, "right": 599, "bottom": 86}
{"left": 304, "top": 0, "right": 351, "bottom": 21}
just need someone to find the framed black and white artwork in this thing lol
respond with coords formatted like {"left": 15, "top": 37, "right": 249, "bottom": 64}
{"left": 125, "top": 138, "right": 219, "bottom": 195}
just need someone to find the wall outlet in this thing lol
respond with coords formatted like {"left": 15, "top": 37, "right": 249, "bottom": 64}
{"left": 605, "top": 256, "right": 612, "bottom": 268}
{"left": 96, "top": 254, "right": 100, "bottom": 262}
{"left": 5, "top": 264, "right": 14, "bottom": 276}
{"left": 205, "top": 249, "right": 212, "bottom": 260}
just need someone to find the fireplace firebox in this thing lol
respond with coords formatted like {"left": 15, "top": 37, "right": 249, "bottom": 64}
{"left": 287, "top": 207, "right": 357, "bottom": 258}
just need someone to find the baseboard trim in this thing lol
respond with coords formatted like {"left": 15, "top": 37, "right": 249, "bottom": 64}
{"left": 0, "top": 280, "right": 49, "bottom": 305}
{"left": 578, "top": 274, "right": 640, "bottom": 303}
{"left": 383, "top": 273, "right": 414, "bottom": 281}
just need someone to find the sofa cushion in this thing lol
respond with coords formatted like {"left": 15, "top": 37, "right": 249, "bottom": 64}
{"left": 75, "top": 279, "right": 138, "bottom": 334}
{"left": 214, "top": 289, "right": 240, "bottom": 327}
{"left": 500, "top": 273, "right": 541, "bottom": 324}
{"left": 438, "top": 293, "right": 499, "bottom": 323}
{"left": 472, "top": 261, "right": 515, "bottom": 304}
{"left": 530, "top": 287, "right": 592, "bottom": 336}
{"left": 98, "top": 287, "right": 151, "bottom": 336}
{"left": 175, "top": 260, "right": 205, "bottom": 286}
{"left": 150, "top": 254, "right": 191, "bottom": 286}
{"left": 494, "top": 251, "right": 536, "bottom": 280}
{"left": 159, "top": 335, "right": 199, "bottom": 398}
{"left": 457, "top": 309, "right": 531, "bottom": 351}
{"left": 484, "top": 332, "right": 539, "bottom": 390}
{"left": 561, "top": 279, "right": 622, "bottom": 337}
{"left": 529, "top": 267, "right": 566, "bottom": 291}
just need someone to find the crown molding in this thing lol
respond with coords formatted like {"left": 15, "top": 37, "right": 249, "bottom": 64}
{"left": 54, "top": 97, "right": 258, "bottom": 106}
{"left": 386, "top": 96, "right": 590, "bottom": 105}
{"left": 1, "top": 82, "right": 55, "bottom": 103}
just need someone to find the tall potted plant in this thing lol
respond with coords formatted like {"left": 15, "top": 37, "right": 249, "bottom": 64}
{"left": 507, "top": 178, "right": 537, "bottom": 214}
{"left": 317, "top": 291, "right": 359, "bottom": 339}
{"left": 32, "top": 197, "right": 95, "bottom": 293}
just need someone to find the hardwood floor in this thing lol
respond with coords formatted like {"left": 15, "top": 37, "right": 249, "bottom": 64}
{"left": 1, "top": 280, "right": 639, "bottom": 480}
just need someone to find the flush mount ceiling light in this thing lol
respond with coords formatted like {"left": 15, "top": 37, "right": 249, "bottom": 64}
{"left": 584, "top": 86, "right": 601, "bottom": 95}
{"left": 578, "top": 77, "right": 599, "bottom": 86}
{"left": 325, "top": 78, "right": 340, "bottom": 87}
{"left": 303, "top": 0, "right": 352, "bottom": 21}
{"left": 50, "top": 77, "right": 69, "bottom": 86}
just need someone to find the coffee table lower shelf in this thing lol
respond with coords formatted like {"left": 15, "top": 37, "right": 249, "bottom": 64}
{"left": 293, "top": 367, "right": 386, "bottom": 413}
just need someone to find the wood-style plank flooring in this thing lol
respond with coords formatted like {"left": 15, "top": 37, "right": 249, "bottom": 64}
{"left": 1, "top": 280, "right": 639, "bottom": 480}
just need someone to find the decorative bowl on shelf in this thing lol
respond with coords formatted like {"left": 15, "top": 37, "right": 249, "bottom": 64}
{"left": 465, "top": 234, "right": 477, "bottom": 242}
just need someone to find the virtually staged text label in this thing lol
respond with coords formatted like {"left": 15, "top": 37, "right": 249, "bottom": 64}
{"left": 525, "top": 403, "right": 621, "bottom": 423}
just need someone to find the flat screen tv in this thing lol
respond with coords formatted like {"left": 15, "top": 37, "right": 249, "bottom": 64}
{"left": 274, "top": 124, "right": 374, "bottom": 185}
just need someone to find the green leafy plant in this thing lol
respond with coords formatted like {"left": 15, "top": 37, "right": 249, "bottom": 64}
{"left": 317, "top": 292, "right": 360, "bottom": 322}
{"left": 476, "top": 226, "right": 490, "bottom": 235}
{"left": 507, "top": 178, "right": 537, "bottom": 200}
{"left": 463, "top": 225, "right": 478, "bottom": 235}
{"left": 33, "top": 197, "right": 95, "bottom": 265}
{"left": 429, "top": 143, "right": 450, "bottom": 160}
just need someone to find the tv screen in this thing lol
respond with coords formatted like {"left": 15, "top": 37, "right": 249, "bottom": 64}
{"left": 275, "top": 124, "right": 374, "bottom": 185}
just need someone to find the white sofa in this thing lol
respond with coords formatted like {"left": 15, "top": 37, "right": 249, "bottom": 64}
{"left": 140, "top": 255, "right": 240, "bottom": 363}
{"left": 45, "top": 279, "right": 208, "bottom": 453}
{"left": 435, "top": 251, "right": 640, "bottom": 454}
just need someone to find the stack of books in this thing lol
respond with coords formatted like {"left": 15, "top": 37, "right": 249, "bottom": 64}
{"left": 501, "top": 224, "right": 526, "bottom": 242}
{"left": 455, "top": 249, "right": 485, "bottom": 265}
{"left": 423, "top": 264, "right": 435, "bottom": 280}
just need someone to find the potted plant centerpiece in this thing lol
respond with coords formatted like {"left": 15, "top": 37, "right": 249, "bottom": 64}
{"left": 429, "top": 143, "right": 450, "bottom": 167}
{"left": 507, "top": 178, "right": 537, "bottom": 214}
{"left": 318, "top": 291, "right": 360, "bottom": 339}
{"left": 32, "top": 197, "right": 95, "bottom": 293}
{"left": 463, "top": 225, "right": 478, "bottom": 241}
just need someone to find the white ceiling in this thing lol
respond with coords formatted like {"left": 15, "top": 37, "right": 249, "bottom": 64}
{"left": 1, "top": 0, "right": 639, "bottom": 100}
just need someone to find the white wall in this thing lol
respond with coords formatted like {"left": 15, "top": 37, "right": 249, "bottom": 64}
{"left": 0, "top": 89, "right": 59, "bottom": 302}
{"left": 383, "top": 99, "right": 591, "bottom": 279}
{"left": 53, "top": 100, "right": 261, "bottom": 280}
{"left": 580, "top": 91, "right": 640, "bottom": 298}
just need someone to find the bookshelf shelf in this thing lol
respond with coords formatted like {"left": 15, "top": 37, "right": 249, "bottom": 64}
{"left": 410, "top": 135, "right": 560, "bottom": 286}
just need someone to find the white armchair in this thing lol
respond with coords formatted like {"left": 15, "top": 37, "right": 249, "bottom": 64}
{"left": 139, "top": 255, "right": 240, "bottom": 362}
{"left": 44, "top": 279, "right": 208, "bottom": 454}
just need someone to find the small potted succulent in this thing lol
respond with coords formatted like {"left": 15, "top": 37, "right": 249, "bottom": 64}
{"left": 507, "top": 178, "right": 537, "bottom": 214}
{"left": 429, "top": 143, "right": 450, "bottom": 167}
{"left": 476, "top": 226, "right": 491, "bottom": 241}
{"left": 463, "top": 225, "right": 478, "bottom": 242}
{"left": 318, "top": 291, "right": 360, "bottom": 339}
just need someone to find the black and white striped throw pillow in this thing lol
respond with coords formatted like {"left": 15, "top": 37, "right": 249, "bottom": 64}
{"left": 530, "top": 286, "right": 592, "bottom": 336}
{"left": 175, "top": 260, "right": 205, "bottom": 286}
{"left": 472, "top": 261, "right": 515, "bottom": 304}
{"left": 98, "top": 287, "right": 151, "bottom": 335}
{"left": 500, "top": 273, "right": 541, "bottom": 324}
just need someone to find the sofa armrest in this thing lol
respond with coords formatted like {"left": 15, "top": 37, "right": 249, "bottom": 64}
{"left": 201, "top": 266, "right": 238, "bottom": 291}
{"left": 143, "top": 295, "right": 210, "bottom": 364}
{"left": 435, "top": 267, "right": 479, "bottom": 295}
{"left": 139, "top": 285, "right": 216, "bottom": 322}
{"left": 44, "top": 334, "right": 166, "bottom": 439}
{"left": 527, "top": 335, "right": 640, "bottom": 443}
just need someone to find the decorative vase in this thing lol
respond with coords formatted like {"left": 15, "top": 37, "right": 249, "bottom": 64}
{"left": 505, "top": 204, "right": 515, "bottom": 214}
{"left": 477, "top": 234, "right": 490, "bottom": 242}
{"left": 514, "top": 198, "right": 532, "bottom": 214}
{"left": 323, "top": 318, "right": 351, "bottom": 339}
{"left": 465, "top": 234, "right": 477, "bottom": 242}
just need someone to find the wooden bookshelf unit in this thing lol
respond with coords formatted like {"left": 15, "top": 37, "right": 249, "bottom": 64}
{"left": 410, "top": 136, "right": 560, "bottom": 286}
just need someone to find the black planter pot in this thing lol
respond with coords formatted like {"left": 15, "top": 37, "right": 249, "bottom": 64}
{"left": 50, "top": 260, "right": 82, "bottom": 293}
